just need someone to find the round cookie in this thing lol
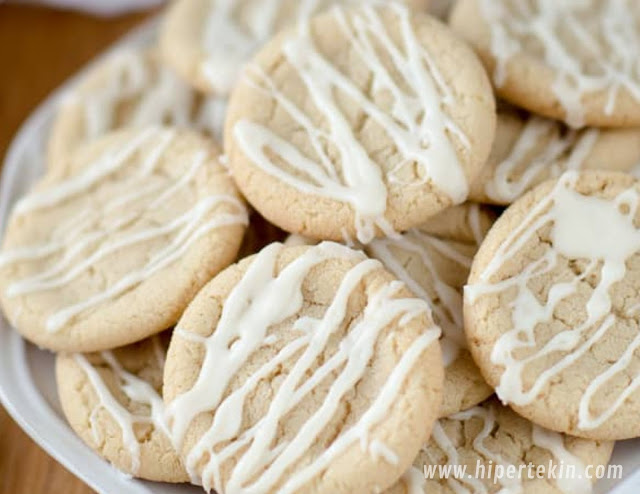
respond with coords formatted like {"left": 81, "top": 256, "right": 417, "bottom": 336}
{"left": 367, "top": 222, "right": 493, "bottom": 416}
{"left": 419, "top": 203, "right": 498, "bottom": 245}
{"left": 0, "top": 127, "right": 248, "bottom": 352}
{"left": 160, "top": 0, "right": 431, "bottom": 95}
{"left": 450, "top": 0, "right": 640, "bottom": 128}
{"left": 163, "top": 241, "right": 444, "bottom": 494}
{"left": 56, "top": 333, "right": 188, "bottom": 482}
{"left": 386, "top": 398, "right": 614, "bottom": 494}
{"left": 469, "top": 107, "right": 640, "bottom": 205}
{"left": 465, "top": 171, "right": 640, "bottom": 440}
{"left": 48, "top": 47, "right": 227, "bottom": 171}
{"left": 225, "top": 3, "right": 496, "bottom": 244}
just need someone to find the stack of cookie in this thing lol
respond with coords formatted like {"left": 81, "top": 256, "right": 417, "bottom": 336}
{"left": 0, "top": 0, "right": 638, "bottom": 493}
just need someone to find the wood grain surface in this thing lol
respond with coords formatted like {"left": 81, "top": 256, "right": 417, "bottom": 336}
{"left": 0, "top": 5, "right": 152, "bottom": 493}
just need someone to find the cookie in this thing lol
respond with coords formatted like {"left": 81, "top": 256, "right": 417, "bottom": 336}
{"left": 465, "top": 171, "right": 640, "bottom": 439}
{"left": 419, "top": 203, "right": 498, "bottom": 245}
{"left": 450, "top": 0, "right": 640, "bottom": 128}
{"left": 469, "top": 107, "right": 640, "bottom": 205}
{"left": 163, "top": 241, "right": 444, "bottom": 493}
{"left": 387, "top": 398, "right": 614, "bottom": 494}
{"left": 367, "top": 225, "right": 493, "bottom": 416}
{"left": 56, "top": 333, "right": 187, "bottom": 482}
{"left": 160, "top": 0, "right": 430, "bottom": 96}
{"left": 0, "top": 127, "right": 248, "bottom": 352}
{"left": 225, "top": 3, "right": 495, "bottom": 244}
{"left": 48, "top": 47, "right": 227, "bottom": 171}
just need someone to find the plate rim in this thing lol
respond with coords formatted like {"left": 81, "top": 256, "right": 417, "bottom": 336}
{"left": 0, "top": 10, "right": 639, "bottom": 494}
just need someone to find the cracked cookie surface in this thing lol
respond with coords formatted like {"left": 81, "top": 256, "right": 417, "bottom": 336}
{"left": 450, "top": 0, "right": 640, "bottom": 128}
{"left": 225, "top": 3, "right": 495, "bottom": 243}
{"left": 465, "top": 171, "right": 640, "bottom": 439}
{"left": 469, "top": 107, "right": 640, "bottom": 206}
{"left": 0, "top": 128, "right": 247, "bottom": 352}
{"left": 163, "top": 241, "right": 444, "bottom": 494}
{"left": 386, "top": 398, "right": 614, "bottom": 494}
{"left": 56, "top": 333, "right": 187, "bottom": 482}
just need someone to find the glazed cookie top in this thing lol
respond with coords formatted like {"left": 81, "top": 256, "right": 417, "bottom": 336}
{"left": 160, "top": 0, "right": 430, "bottom": 95}
{"left": 450, "top": 0, "right": 640, "bottom": 128}
{"left": 163, "top": 242, "right": 444, "bottom": 494}
{"left": 0, "top": 128, "right": 248, "bottom": 352}
{"left": 469, "top": 107, "right": 640, "bottom": 206}
{"left": 56, "top": 334, "right": 187, "bottom": 482}
{"left": 366, "top": 225, "right": 493, "bottom": 416}
{"left": 386, "top": 398, "right": 614, "bottom": 494}
{"left": 225, "top": 3, "right": 496, "bottom": 243}
{"left": 465, "top": 171, "right": 640, "bottom": 440}
{"left": 48, "top": 47, "right": 227, "bottom": 170}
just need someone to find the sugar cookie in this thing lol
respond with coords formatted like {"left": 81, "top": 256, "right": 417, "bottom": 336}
{"left": 469, "top": 107, "right": 640, "bottom": 205}
{"left": 48, "top": 47, "right": 226, "bottom": 171}
{"left": 450, "top": 0, "right": 640, "bottom": 128}
{"left": 160, "top": 0, "right": 430, "bottom": 95}
{"left": 387, "top": 398, "right": 614, "bottom": 494}
{"left": 225, "top": 3, "right": 495, "bottom": 243}
{"left": 466, "top": 171, "right": 640, "bottom": 439}
{"left": 0, "top": 128, "right": 248, "bottom": 352}
{"left": 56, "top": 333, "right": 187, "bottom": 482}
{"left": 163, "top": 241, "right": 444, "bottom": 493}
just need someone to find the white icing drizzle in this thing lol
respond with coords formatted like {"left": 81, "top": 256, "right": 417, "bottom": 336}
{"left": 233, "top": 3, "right": 469, "bottom": 243}
{"left": 415, "top": 402, "right": 591, "bottom": 494}
{"left": 74, "top": 337, "right": 169, "bottom": 474}
{"left": 401, "top": 466, "right": 426, "bottom": 494}
{"left": 368, "top": 229, "right": 473, "bottom": 366}
{"left": 0, "top": 128, "right": 248, "bottom": 332}
{"left": 166, "top": 241, "right": 440, "bottom": 493}
{"left": 370, "top": 439, "right": 400, "bottom": 465}
{"left": 485, "top": 114, "right": 600, "bottom": 203}
{"left": 478, "top": 0, "right": 640, "bottom": 128}
{"left": 426, "top": 406, "right": 503, "bottom": 493}
{"left": 531, "top": 425, "right": 591, "bottom": 494}
{"left": 466, "top": 171, "right": 640, "bottom": 430}
{"left": 467, "top": 203, "right": 485, "bottom": 246}
{"left": 200, "top": 0, "right": 324, "bottom": 93}
{"left": 64, "top": 48, "right": 204, "bottom": 142}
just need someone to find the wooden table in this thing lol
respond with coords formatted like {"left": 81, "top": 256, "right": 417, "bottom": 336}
{"left": 0, "top": 5, "right": 152, "bottom": 493}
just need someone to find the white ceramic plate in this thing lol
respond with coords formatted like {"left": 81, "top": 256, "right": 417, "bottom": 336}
{"left": 0, "top": 15, "right": 639, "bottom": 494}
